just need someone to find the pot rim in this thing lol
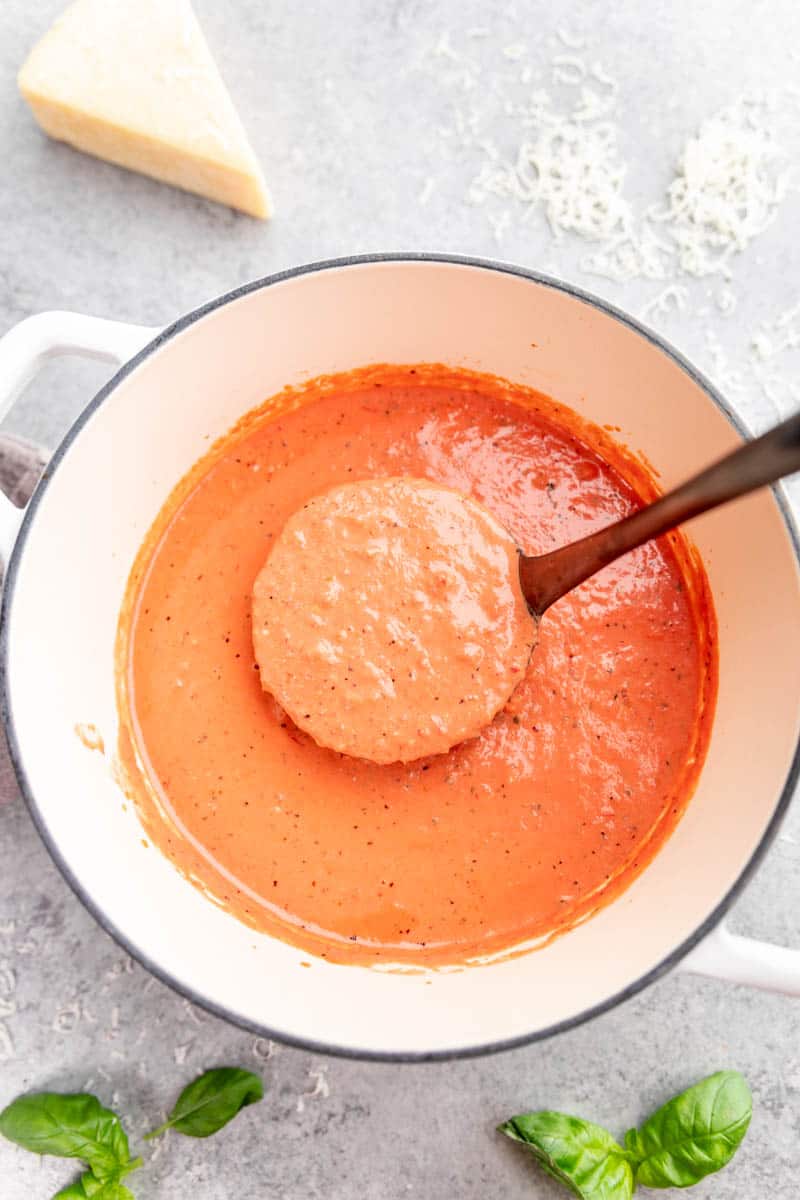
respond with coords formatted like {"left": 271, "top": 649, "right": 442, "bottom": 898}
{"left": 2, "top": 251, "right": 799, "bottom": 1062}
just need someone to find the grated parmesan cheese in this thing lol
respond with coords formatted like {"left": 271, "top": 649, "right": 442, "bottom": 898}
{"left": 580, "top": 225, "right": 671, "bottom": 282}
{"left": 420, "top": 28, "right": 797, "bottom": 432}
{"left": 652, "top": 96, "right": 792, "bottom": 278}
{"left": 295, "top": 1065, "right": 330, "bottom": 1114}
{"left": 556, "top": 26, "right": 586, "bottom": 50}
{"left": 465, "top": 85, "right": 631, "bottom": 242}
{"left": 748, "top": 301, "right": 800, "bottom": 415}
{"left": 752, "top": 299, "right": 800, "bottom": 359}
{"left": 418, "top": 176, "right": 436, "bottom": 205}
{"left": 424, "top": 34, "right": 792, "bottom": 287}
{"left": 640, "top": 284, "right": 689, "bottom": 322}
{"left": 552, "top": 55, "right": 587, "bottom": 85}
{"left": 716, "top": 287, "right": 738, "bottom": 315}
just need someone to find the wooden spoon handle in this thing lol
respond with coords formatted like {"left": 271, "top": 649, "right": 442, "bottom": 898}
{"left": 520, "top": 408, "right": 800, "bottom": 617}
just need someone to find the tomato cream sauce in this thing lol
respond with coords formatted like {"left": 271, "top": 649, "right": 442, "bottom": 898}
{"left": 117, "top": 365, "right": 717, "bottom": 967}
{"left": 252, "top": 477, "right": 536, "bottom": 763}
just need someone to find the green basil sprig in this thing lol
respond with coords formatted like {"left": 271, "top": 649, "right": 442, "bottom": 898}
{"left": 0, "top": 1093, "right": 140, "bottom": 1183}
{"left": 500, "top": 1111, "right": 634, "bottom": 1199}
{"left": 500, "top": 1070, "right": 751, "bottom": 1197}
{"left": 624, "top": 1071, "right": 752, "bottom": 1188}
{"left": 145, "top": 1068, "right": 264, "bottom": 1140}
{"left": 0, "top": 1066, "right": 264, "bottom": 1199}
{"left": 53, "top": 1173, "right": 135, "bottom": 1199}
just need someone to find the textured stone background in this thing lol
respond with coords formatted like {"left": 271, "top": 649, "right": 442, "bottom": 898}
{"left": 1, "top": 1, "right": 799, "bottom": 1196}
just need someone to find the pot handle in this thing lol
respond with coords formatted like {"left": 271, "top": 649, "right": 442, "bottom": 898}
{"left": 0, "top": 311, "right": 160, "bottom": 562}
{"left": 679, "top": 922, "right": 800, "bottom": 995}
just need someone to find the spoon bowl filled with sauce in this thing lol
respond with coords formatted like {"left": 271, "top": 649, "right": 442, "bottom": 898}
{"left": 2, "top": 256, "right": 799, "bottom": 1057}
{"left": 252, "top": 476, "right": 538, "bottom": 764}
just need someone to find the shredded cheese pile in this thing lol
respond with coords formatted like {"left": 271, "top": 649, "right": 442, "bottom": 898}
{"left": 427, "top": 36, "right": 792, "bottom": 283}
{"left": 422, "top": 32, "right": 798, "bottom": 430}
{"left": 468, "top": 89, "right": 630, "bottom": 242}
{"left": 655, "top": 97, "right": 791, "bottom": 278}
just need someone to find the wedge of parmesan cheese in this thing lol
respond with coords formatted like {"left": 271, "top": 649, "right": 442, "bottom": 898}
{"left": 18, "top": 0, "right": 271, "bottom": 218}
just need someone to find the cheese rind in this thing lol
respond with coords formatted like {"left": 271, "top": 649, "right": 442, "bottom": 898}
{"left": 18, "top": 0, "right": 271, "bottom": 219}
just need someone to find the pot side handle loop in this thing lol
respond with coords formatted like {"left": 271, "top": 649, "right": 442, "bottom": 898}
{"left": 0, "top": 311, "right": 160, "bottom": 563}
{"left": 679, "top": 922, "right": 800, "bottom": 995}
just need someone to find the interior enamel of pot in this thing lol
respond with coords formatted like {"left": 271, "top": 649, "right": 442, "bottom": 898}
{"left": 4, "top": 259, "right": 800, "bottom": 1057}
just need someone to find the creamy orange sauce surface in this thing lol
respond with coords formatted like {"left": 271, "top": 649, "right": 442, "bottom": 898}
{"left": 118, "top": 365, "right": 717, "bottom": 967}
{"left": 252, "top": 477, "right": 536, "bottom": 763}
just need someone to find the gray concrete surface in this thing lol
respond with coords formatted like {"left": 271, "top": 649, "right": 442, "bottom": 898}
{"left": 1, "top": 1, "right": 799, "bottom": 1196}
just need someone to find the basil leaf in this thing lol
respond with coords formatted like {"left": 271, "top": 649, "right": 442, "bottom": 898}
{"left": 500, "top": 1112, "right": 634, "bottom": 1200}
{"left": 146, "top": 1068, "right": 263, "bottom": 1139}
{"left": 53, "top": 1172, "right": 134, "bottom": 1199}
{"left": 625, "top": 1070, "right": 752, "bottom": 1188}
{"left": 0, "top": 1093, "right": 132, "bottom": 1181}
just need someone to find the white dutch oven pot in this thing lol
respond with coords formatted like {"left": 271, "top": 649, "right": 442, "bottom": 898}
{"left": 1, "top": 256, "right": 799, "bottom": 1061}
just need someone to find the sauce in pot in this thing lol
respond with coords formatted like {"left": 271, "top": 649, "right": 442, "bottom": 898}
{"left": 117, "top": 365, "right": 717, "bottom": 966}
